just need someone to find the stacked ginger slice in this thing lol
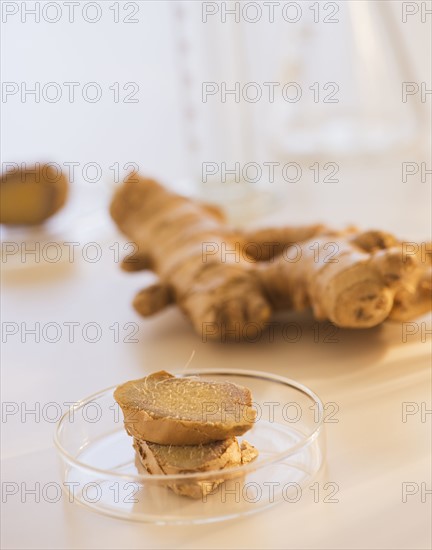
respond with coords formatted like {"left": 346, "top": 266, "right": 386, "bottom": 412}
{"left": 115, "top": 371, "right": 258, "bottom": 499}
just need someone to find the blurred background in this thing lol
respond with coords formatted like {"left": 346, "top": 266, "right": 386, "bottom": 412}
{"left": 2, "top": 0, "right": 431, "bottom": 234}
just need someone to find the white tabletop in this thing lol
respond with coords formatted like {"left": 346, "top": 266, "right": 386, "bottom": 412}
{"left": 1, "top": 200, "right": 431, "bottom": 548}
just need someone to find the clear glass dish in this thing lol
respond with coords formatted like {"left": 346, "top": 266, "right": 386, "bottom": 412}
{"left": 54, "top": 369, "right": 325, "bottom": 524}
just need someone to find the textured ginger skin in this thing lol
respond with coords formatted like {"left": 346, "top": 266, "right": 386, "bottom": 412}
{"left": 259, "top": 233, "right": 422, "bottom": 327}
{"left": 110, "top": 174, "right": 431, "bottom": 339}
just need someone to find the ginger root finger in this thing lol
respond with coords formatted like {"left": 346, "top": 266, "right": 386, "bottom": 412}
{"left": 121, "top": 251, "right": 153, "bottom": 272}
{"left": 133, "top": 284, "right": 173, "bottom": 316}
{"left": 172, "top": 261, "right": 271, "bottom": 340}
{"left": 182, "top": 266, "right": 271, "bottom": 340}
{"left": 351, "top": 230, "right": 400, "bottom": 252}
{"left": 0, "top": 164, "right": 68, "bottom": 225}
{"left": 200, "top": 202, "right": 225, "bottom": 222}
{"left": 242, "top": 224, "right": 329, "bottom": 261}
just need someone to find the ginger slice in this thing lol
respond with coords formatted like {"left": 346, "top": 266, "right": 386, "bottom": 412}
{"left": 134, "top": 437, "right": 258, "bottom": 499}
{"left": 114, "top": 371, "right": 256, "bottom": 445}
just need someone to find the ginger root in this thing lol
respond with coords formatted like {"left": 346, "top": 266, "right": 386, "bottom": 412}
{"left": 0, "top": 164, "right": 68, "bottom": 225}
{"left": 110, "top": 174, "right": 431, "bottom": 340}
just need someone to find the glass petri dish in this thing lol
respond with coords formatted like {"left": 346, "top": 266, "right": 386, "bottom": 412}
{"left": 54, "top": 369, "right": 325, "bottom": 524}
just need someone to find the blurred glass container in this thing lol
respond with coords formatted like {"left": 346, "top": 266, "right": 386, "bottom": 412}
{"left": 170, "top": 1, "right": 427, "bottom": 220}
